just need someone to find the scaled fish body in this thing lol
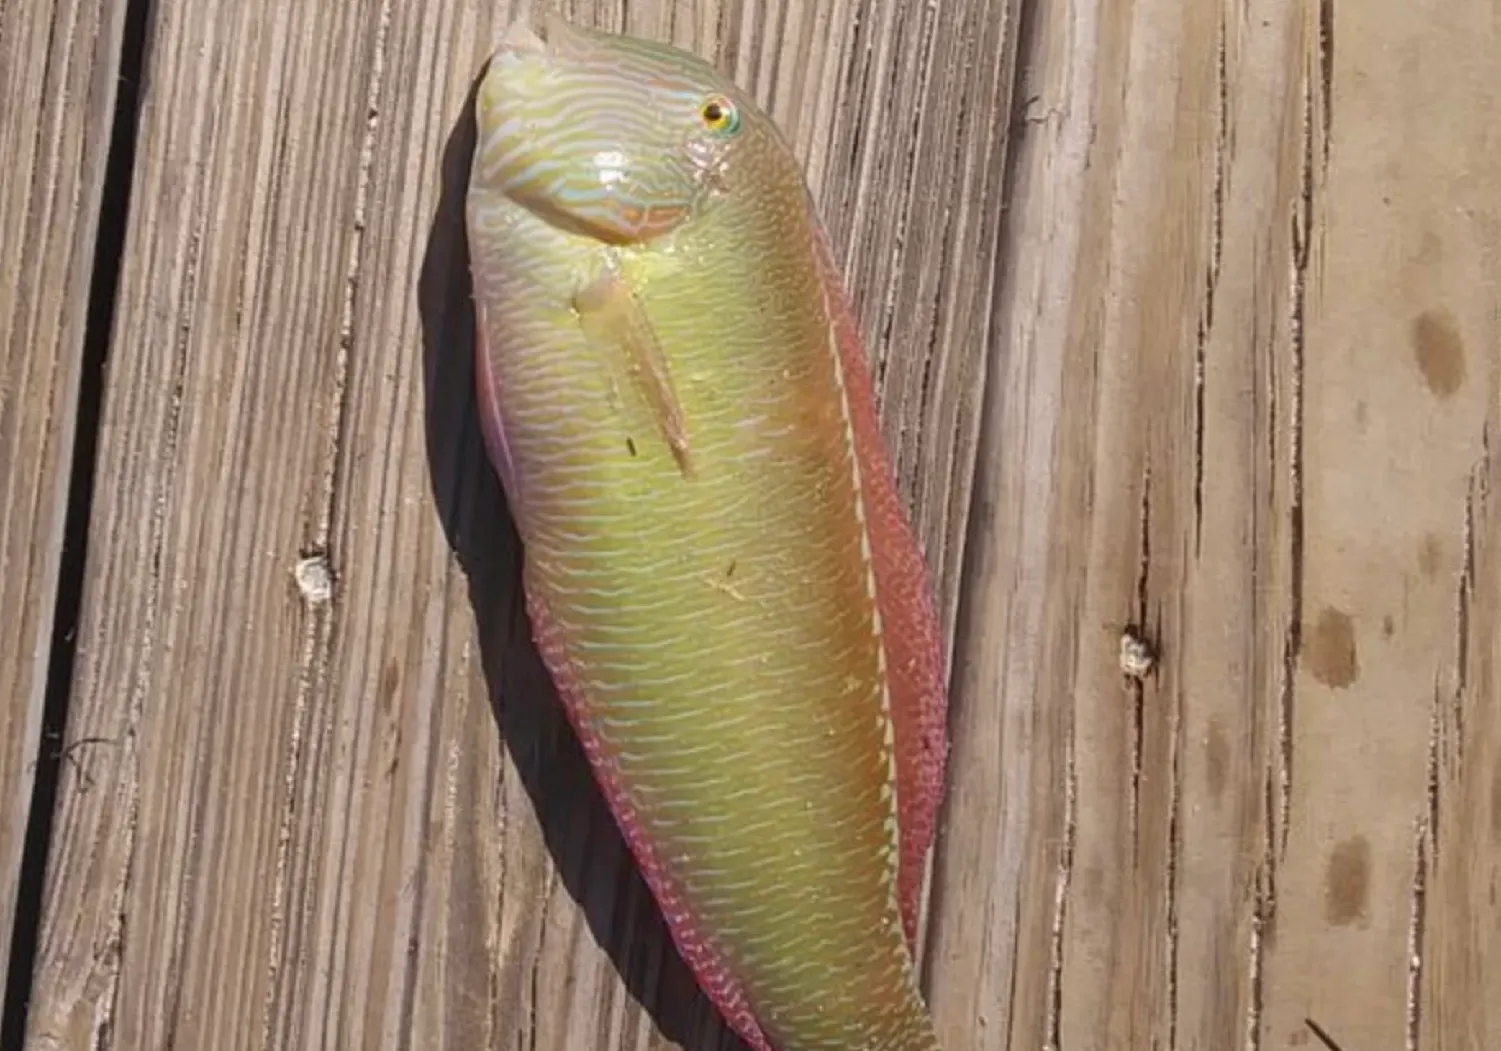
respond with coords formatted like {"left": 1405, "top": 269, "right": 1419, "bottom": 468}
{"left": 465, "top": 15, "right": 950, "bottom": 1051}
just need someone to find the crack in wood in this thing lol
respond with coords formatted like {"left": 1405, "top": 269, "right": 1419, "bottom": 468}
{"left": 1306, "top": 1016, "right": 1348, "bottom": 1051}
{"left": 1275, "top": 21, "right": 1320, "bottom": 869}
{"left": 1046, "top": 703, "right": 1077, "bottom": 1051}
{"left": 1163, "top": 615, "right": 1181, "bottom": 1051}
{"left": 1, "top": 0, "right": 161, "bottom": 1044}
{"left": 1451, "top": 444, "right": 1484, "bottom": 762}
{"left": 1405, "top": 810, "right": 1430, "bottom": 1051}
{"left": 1127, "top": 464, "right": 1152, "bottom": 845}
{"left": 1317, "top": 0, "right": 1334, "bottom": 170}
{"left": 1245, "top": 773, "right": 1271, "bottom": 1051}
{"left": 1193, "top": 4, "right": 1229, "bottom": 555}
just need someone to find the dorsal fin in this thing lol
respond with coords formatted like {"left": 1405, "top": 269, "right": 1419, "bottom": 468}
{"left": 810, "top": 222, "right": 951, "bottom": 953}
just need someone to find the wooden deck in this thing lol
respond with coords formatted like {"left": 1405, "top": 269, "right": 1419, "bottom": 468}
{"left": 3, "top": 0, "right": 1498, "bottom": 1048}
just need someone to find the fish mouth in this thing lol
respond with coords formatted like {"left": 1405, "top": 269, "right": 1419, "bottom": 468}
{"left": 476, "top": 15, "right": 699, "bottom": 246}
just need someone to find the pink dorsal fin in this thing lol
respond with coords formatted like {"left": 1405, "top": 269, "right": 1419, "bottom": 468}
{"left": 812, "top": 224, "right": 952, "bottom": 953}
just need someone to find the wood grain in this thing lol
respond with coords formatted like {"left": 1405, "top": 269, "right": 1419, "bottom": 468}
{"left": 23, "top": 0, "right": 1501, "bottom": 1047}
{"left": 0, "top": 0, "right": 129, "bottom": 1004}
{"left": 929, "top": 0, "right": 1501, "bottom": 1049}
{"left": 22, "top": 1, "right": 1013, "bottom": 1049}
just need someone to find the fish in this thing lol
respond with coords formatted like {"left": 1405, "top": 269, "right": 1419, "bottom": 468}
{"left": 464, "top": 13, "right": 951, "bottom": 1051}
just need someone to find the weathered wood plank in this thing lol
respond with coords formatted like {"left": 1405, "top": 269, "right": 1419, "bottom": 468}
{"left": 24, "top": 0, "right": 427, "bottom": 1043}
{"left": 0, "top": 0, "right": 128, "bottom": 1004}
{"left": 26, "top": 1, "right": 1014, "bottom": 1049}
{"left": 929, "top": 0, "right": 1501, "bottom": 1048}
{"left": 1263, "top": 7, "right": 1500, "bottom": 1047}
{"left": 37, "top": 0, "right": 1498, "bottom": 1046}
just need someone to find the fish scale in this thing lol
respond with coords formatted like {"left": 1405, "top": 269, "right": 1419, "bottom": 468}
{"left": 466, "top": 13, "right": 950, "bottom": 1051}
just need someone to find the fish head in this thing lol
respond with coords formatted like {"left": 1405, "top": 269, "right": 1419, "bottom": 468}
{"left": 471, "top": 12, "right": 786, "bottom": 246}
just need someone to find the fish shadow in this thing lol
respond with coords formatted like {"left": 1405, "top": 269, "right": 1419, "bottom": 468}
{"left": 417, "top": 77, "right": 746, "bottom": 1051}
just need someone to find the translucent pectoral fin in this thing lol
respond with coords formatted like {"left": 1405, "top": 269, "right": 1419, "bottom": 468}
{"left": 573, "top": 270, "right": 694, "bottom": 478}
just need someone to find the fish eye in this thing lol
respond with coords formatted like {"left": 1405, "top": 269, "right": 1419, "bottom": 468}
{"left": 699, "top": 96, "right": 740, "bottom": 136}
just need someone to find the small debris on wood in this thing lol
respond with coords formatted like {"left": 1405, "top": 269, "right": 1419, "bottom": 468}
{"left": 1118, "top": 625, "right": 1157, "bottom": 679}
{"left": 294, "top": 553, "right": 334, "bottom": 605}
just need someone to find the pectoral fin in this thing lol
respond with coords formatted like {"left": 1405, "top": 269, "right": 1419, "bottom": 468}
{"left": 573, "top": 272, "right": 694, "bottom": 478}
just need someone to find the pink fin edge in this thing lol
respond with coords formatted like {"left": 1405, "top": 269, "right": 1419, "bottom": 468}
{"left": 811, "top": 221, "right": 952, "bottom": 953}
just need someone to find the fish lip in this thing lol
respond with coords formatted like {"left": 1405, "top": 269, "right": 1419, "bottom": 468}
{"left": 479, "top": 13, "right": 703, "bottom": 246}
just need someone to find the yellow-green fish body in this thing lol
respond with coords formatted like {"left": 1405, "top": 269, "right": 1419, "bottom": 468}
{"left": 465, "top": 15, "right": 949, "bottom": 1051}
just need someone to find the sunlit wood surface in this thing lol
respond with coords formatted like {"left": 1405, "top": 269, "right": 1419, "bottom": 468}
{"left": 3, "top": 0, "right": 1498, "bottom": 1048}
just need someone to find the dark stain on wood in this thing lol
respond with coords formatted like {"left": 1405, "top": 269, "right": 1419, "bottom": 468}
{"left": 1205, "top": 718, "right": 1228, "bottom": 803}
{"left": 1411, "top": 309, "right": 1466, "bottom": 399}
{"left": 1324, "top": 835, "right": 1371, "bottom": 926}
{"left": 1491, "top": 765, "right": 1501, "bottom": 842}
{"left": 1305, "top": 606, "right": 1359, "bottom": 689}
{"left": 1417, "top": 533, "right": 1442, "bottom": 578}
{"left": 380, "top": 659, "right": 401, "bottom": 712}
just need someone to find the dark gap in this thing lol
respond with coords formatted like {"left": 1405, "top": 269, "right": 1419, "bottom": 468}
{"left": 1, "top": 0, "right": 154, "bottom": 1044}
